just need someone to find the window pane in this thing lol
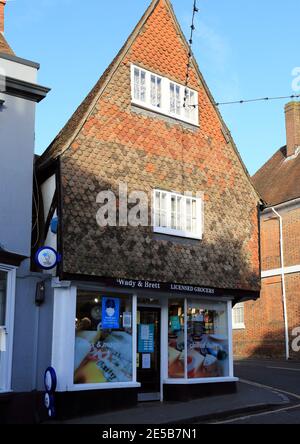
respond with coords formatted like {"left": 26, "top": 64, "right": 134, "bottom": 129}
{"left": 177, "top": 196, "right": 183, "bottom": 230}
{"left": 140, "top": 71, "right": 146, "bottom": 102}
{"left": 170, "top": 83, "right": 175, "bottom": 113}
{"left": 186, "top": 199, "right": 192, "bottom": 232}
{"left": 74, "top": 291, "right": 133, "bottom": 384}
{"left": 155, "top": 191, "right": 160, "bottom": 227}
{"left": 168, "top": 299, "right": 185, "bottom": 378}
{"left": 160, "top": 192, "right": 168, "bottom": 228}
{"left": 0, "top": 271, "right": 7, "bottom": 326}
{"left": 184, "top": 89, "right": 197, "bottom": 121}
{"left": 134, "top": 68, "right": 140, "bottom": 101}
{"left": 151, "top": 75, "right": 161, "bottom": 108}
{"left": 170, "top": 83, "right": 181, "bottom": 115}
{"left": 171, "top": 196, "right": 176, "bottom": 229}
{"left": 176, "top": 85, "right": 181, "bottom": 115}
{"left": 187, "top": 300, "right": 229, "bottom": 379}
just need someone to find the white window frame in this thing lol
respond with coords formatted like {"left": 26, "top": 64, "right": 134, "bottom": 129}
{"left": 232, "top": 302, "right": 245, "bottom": 330}
{"left": 153, "top": 189, "right": 203, "bottom": 240}
{"left": 131, "top": 64, "right": 199, "bottom": 126}
{"left": 0, "top": 264, "right": 16, "bottom": 393}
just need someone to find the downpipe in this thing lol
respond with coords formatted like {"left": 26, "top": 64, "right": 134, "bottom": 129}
{"left": 271, "top": 207, "right": 290, "bottom": 360}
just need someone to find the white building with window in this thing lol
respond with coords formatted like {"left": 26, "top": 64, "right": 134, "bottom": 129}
{"left": 0, "top": 1, "right": 50, "bottom": 423}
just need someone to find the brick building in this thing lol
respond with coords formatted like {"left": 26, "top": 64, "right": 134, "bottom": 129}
{"left": 233, "top": 102, "right": 300, "bottom": 361}
{"left": 35, "top": 0, "right": 260, "bottom": 419}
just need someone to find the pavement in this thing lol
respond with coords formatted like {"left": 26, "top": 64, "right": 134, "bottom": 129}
{"left": 215, "top": 359, "right": 300, "bottom": 424}
{"left": 47, "top": 376, "right": 289, "bottom": 424}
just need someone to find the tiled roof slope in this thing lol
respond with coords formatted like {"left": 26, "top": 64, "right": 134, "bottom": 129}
{"left": 0, "top": 32, "right": 14, "bottom": 55}
{"left": 38, "top": 0, "right": 261, "bottom": 292}
{"left": 37, "top": 0, "right": 257, "bottom": 190}
{"left": 37, "top": 0, "right": 159, "bottom": 168}
{"left": 252, "top": 146, "right": 300, "bottom": 206}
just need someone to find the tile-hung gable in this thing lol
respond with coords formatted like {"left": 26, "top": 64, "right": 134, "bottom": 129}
{"left": 36, "top": 0, "right": 261, "bottom": 418}
{"left": 38, "top": 0, "right": 260, "bottom": 291}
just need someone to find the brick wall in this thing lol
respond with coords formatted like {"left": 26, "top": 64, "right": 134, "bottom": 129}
{"left": 233, "top": 205, "right": 300, "bottom": 360}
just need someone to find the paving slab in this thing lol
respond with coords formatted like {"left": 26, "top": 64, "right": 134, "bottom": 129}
{"left": 45, "top": 381, "right": 290, "bottom": 424}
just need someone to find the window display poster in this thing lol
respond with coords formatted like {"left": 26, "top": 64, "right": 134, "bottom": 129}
{"left": 102, "top": 297, "right": 120, "bottom": 329}
{"left": 123, "top": 312, "right": 132, "bottom": 328}
{"left": 138, "top": 324, "right": 154, "bottom": 353}
{"left": 170, "top": 315, "right": 181, "bottom": 332}
{"left": 142, "top": 354, "right": 151, "bottom": 369}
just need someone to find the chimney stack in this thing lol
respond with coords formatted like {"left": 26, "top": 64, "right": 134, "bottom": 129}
{"left": 285, "top": 102, "right": 300, "bottom": 157}
{"left": 0, "top": 0, "right": 6, "bottom": 34}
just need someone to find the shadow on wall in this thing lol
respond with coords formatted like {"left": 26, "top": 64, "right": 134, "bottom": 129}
{"left": 54, "top": 155, "right": 260, "bottom": 291}
{"left": 234, "top": 327, "right": 300, "bottom": 361}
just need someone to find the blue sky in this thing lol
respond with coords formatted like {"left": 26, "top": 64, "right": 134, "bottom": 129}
{"left": 5, "top": 0, "right": 300, "bottom": 175}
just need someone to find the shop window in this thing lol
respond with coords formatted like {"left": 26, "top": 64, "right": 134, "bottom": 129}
{"left": 187, "top": 300, "right": 229, "bottom": 378}
{"left": 168, "top": 299, "right": 185, "bottom": 378}
{"left": 232, "top": 303, "right": 245, "bottom": 330}
{"left": 154, "top": 190, "right": 202, "bottom": 240}
{"left": 168, "top": 298, "right": 230, "bottom": 380}
{"left": 74, "top": 290, "right": 133, "bottom": 384}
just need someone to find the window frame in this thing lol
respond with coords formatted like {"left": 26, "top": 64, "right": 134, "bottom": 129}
{"left": 153, "top": 189, "right": 203, "bottom": 240}
{"left": 131, "top": 64, "right": 199, "bottom": 126}
{"left": 232, "top": 302, "right": 245, "bottom": 330}
{"left": 0, "top": 264, "right": 16, "bottom": 393}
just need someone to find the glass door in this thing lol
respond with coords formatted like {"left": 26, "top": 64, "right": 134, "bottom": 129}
{"left": 137, "top": 307, "right": 161, "bottom": 399}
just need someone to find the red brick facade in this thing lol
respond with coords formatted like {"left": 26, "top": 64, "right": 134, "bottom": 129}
{"left": 234, "top": 206, "right": 300, "bottom": 360}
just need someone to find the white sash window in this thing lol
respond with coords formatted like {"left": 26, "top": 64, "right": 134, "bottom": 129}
{"left": 131, "top": 64, "right": 199, "bottom": 126}
{"left": 153, "top": 190, "right": 203, "bottom": 240}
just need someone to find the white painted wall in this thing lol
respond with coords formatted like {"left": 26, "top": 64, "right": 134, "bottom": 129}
{"left": 0, "top": 56, "right": 37, "bottom": 257}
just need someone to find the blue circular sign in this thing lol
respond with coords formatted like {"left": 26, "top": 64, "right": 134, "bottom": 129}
{"left": 44, "top": 367, "right": 57, "bottom": 393}
{"left": 35, "top": 247, "right": 60, "bottom": 270}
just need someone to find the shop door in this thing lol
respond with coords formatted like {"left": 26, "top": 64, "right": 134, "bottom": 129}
{"left": 137, "top": 307, "right": 161, "bottom": 400}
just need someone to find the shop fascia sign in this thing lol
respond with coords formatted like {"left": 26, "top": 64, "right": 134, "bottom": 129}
{"left": 108, "top": 278, "right": 217, "bottom": 296}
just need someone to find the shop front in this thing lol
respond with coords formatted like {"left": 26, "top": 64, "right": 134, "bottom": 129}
{"left": 50, "top": 278, "right": 238, "bottom": 419}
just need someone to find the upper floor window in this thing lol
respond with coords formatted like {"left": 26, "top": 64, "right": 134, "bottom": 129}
{"left": 131, "top": 64, "right": 199, "bottom": 126}
{"left": 153, "top": 190, "right": 202, "bottom": 240}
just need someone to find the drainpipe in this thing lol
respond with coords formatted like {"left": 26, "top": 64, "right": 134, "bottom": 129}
{"left": 271, "top": 207, "right": 290, "bottom": 360}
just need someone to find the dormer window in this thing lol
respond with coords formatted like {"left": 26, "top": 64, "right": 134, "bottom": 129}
{"left": 131, "top": 64, "right": 199, "bottom": 126}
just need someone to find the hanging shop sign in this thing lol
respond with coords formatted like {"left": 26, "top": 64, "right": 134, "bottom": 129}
{"left": 102, "top": 297, "right": 120, "bottom": 329}
{"left": 35, "top": 246, "right": 61, "bottom": 270}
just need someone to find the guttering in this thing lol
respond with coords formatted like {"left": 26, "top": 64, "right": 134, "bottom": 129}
{"left": 271, "top": 207, "right": 290, "bottom": 360}
{"left": 263, "top": 197, "right": 300, "bottom": 215}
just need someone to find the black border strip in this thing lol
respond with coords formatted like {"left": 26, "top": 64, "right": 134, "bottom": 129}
{"left": 61, "top": 272, "right": 260, "bottom": 301}
{"left": 0, "top": 250, "right": 27, "bottom": 267}
{"left": 4, "top": 76, "right": 50, "bottom": 102}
